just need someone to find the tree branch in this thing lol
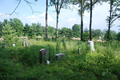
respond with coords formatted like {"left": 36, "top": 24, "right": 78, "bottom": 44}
{"left": 24, "top": 0, "right": 41, "bottom": 14}
{"left": 92, "top": 0, "right": 99, "bottom": 6}
{"left": 9, "top": 0, "right": 21, "bottom": 16}
{"left": 111, "top": 3, "right": 120, "bottom": 16}
{"left": 111, "top": 16, "right": 120, "bottom": 25}
{"left": 59, "top": 0, "right": 64, "bottom": 12}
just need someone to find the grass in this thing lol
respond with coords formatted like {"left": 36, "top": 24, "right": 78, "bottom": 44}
{"left": 0, "top": 38, "right": 120, "bottom": 80}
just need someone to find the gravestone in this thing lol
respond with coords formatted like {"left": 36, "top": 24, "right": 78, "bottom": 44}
{"left": 23, "top": 41, "right": 28, "bottom": 47}
{"left": 29, "top": 43, "right": 32, "bottom": 45}
{"left": 39, "top": 49, "right": 49, "bottom": 64}
{"left": 55, "top": 53, "right": 66, "bottom": 60}
{"left": 88, "top": 41, "right": 95, "bottom": 52}
{"left": 78, "top": 48, "right": 82, "bottom": 54}
{"left": 47, "top": 60, "right": 50, "bottom": 64}
{"left": 3, "top": 45, "right": 6, "bottom": 48}
{"left": 13, "top": 44, "right": 15, "bottom": 47}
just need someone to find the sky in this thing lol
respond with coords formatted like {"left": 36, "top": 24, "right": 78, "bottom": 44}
{"left": 0, "top": 0, "right": 120, "bottom": 33}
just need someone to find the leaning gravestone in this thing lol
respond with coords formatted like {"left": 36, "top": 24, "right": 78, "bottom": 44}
{"left": 39, "top": 49, "right": 49, "bottom": 64}
{"left": 78, "top": 48, "right": 82, "bottom": 54}
{"left": 88, "top": 41, "right": 95, "bottom": 52}
{"left": 23, "top": 41, "right": 28, "bottom": 47}
{"left": 55, "top": 53, "right": 66, "bottom": 60}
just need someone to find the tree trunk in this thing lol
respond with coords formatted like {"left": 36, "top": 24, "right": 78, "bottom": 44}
{"left": 81, "top": 0, "right": 83, "bottom": 41}
{"left": 108, "top": 1, "right": 112, "bottom": 41}
{"left": 45, "top": 0, "right": 48, "bottom": 39}
{"left": 89, "top": 0, "right": 92, "bottom": 41}
{"left": 56, "top": 12, "right": 59, "bottom": 39}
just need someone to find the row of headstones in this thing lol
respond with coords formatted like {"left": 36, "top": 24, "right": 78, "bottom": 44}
{"left": 39, "top": 49, "right": 66, "bottom": 65}
{"left": 39, "top": 41, "right": 95, "bottom": 65}
{"left": 3, "top": 41, "right": 32, "bottom": 48}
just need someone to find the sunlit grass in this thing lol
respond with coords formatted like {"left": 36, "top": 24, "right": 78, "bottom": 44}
{"left": 0, "top": 38, "right": 120, "bottom": 80}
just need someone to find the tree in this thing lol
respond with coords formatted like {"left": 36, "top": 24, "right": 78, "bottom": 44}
{"left": 46, "top": 0, "right": 48, "bottom": 39}
{"left": 2, "top": 24, "right": 18, "bottom": 45}
{"left": 72, "top": 24, "right": 81, "bottom": 38}
{"left": 106, "top": 0, "right": 120, "bottom": 40}
{"left": 83, "top": 28, "right": 89, "bottom": 41}
{"left": 104, "top": 30, "right": 117, "bottom": 41}
{"left": 36, "top": 23, "right": 43, "bottom": 36}
{"left": 59, "top": 27, "right": 69, "bottom": 37}
{"left": 48, "top": 26, "right": 55, "bottom": 36}
{"left": 9, "top": 18, "right": 24, "bottom": 37}
{"left": 71, "top": 0, "right": 89, "bottom": 41}
{"left": 50, "top": 0, "right": 71, "bottom": 38}
{"left": 0, "top": 22, "right": 3, "bottom": 38}
{"left": 23, "top": 23, "right": 30, "bottom": 36}
{"left": 117, "top": 32, "right": 120, "bottom": 41}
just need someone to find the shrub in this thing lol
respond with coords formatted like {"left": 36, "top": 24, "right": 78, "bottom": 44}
{"left": 2, "top": 24, "right": 18, "bottom": 46}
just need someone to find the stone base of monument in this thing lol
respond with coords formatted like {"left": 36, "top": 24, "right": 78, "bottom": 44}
{"left": 55, "top": 53, "right": 66, "bottom": 60}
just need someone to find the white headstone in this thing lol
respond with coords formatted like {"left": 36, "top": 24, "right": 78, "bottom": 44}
{"left": 47, "top": 60, "right": 50, "bottom": 64}
{"left": 63, "top": 35, "right": 65, "bottom": 37}
{"left": 78, "top": 48, "right": 82, "bottom": 54}
{"left": 23, "top": 41, "right": 28, "bottom": 47}
{"left": 13, "top": 44, "right": 15, "bottom": 47}
{"left": 88, "top": 41, "right": 95, "bottom": 52}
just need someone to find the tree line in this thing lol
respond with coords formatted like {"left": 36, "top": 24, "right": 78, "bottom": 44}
{"left": 0, "top": 18, "right": 120, "bottom": 41}
{"left": 0, "top": 0, "right": 120, "bottom": 41}
{"left": 46, "top": 0, "right": 120, "bottom": 41}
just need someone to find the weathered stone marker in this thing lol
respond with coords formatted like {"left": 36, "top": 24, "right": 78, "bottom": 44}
{"left": 23, "top": 41, "right": 28, "bottom": 47}
{"left": 78, "top": 48, "right": 82, "bottom": 54}
{"left": 55, "top": 53, "right": 66, "bottom": 60}
{"left": 29, "top": 43, "right": 32, "bottom": 45}
{"left": 39, "top": 49, "right": 49, "bottom": 64}
{"left": 3, "top": 45, "right": 6, "bottom": 48}
{"left": 13, "top": 44, "right": 15, "bottom": 47}
{"left": 88, "top": 41, "right": 95, "bottom": 52}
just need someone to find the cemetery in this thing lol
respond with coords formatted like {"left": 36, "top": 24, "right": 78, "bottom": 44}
{"left": 0, "top": 37, "right": 120, "bottom": 80}
{"left": 0, "top": 0, "right": 120, "bottom": 79}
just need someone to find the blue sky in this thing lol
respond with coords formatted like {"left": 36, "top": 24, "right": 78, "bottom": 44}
{"left": 0, "top": 0, "right": 120, "bottom": 33}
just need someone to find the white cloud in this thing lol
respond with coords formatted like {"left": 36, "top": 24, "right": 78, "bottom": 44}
{"left": 0, "top": 13, "right": 10, "bottom": 17}
{"left": 68, "top": 18, "right": 76, "bottom": 22}
{"left": 27, "top": 12, "right": 54, "bottom": 23}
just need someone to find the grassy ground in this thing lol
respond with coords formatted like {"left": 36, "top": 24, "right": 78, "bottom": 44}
{"left": 0, "top": 38, "right": 120, "bottom": 80}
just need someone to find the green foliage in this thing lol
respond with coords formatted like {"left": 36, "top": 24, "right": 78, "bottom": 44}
{"left": 72, "top": 24, "right": 81, "bottom": 38}
{"left": 56, "top": 40, "right": 61, "bottom": 53}
{"left": 62, "top": 37, "right": 67, "bottom": 50}
{"left": 104, "top": 30, "right": 117, "bottom": 41}
{"left": 48, "top": 26, "right": 55, "bottom": 36}
{"left": 0, "top": 39, "right": 120, "bottom": 79}
{"left": 82, "top": 29, "right": 89, "bottom": 41}
{"left": 117, "top": 32, "right": 120, "bottom": 41}
{"left": 0, "top": 22, "right": 3, "bottom": 37}
{"left": 2, "top": 24, "right": 18, "bottom": 45}
{"left": 9, "top": 18, "right": 24, "bottom": 36}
